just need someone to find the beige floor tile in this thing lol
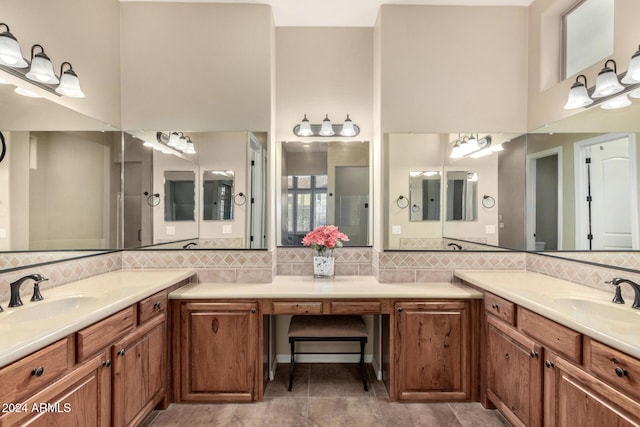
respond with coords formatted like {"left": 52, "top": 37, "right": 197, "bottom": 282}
{"left": 230, "top": 398, "right": 308, "bottom": 427}
{"left": 449, "top": 402, "right": 512, "bottom": 427}
{"left": 149, "top": 403, "right": 237, "bottom": 426}
{"left": 307, "top": 397, "right": 384, "bottom": 426}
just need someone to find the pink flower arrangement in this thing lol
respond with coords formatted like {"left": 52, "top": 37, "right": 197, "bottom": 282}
{"left": 301, "top": 225, "right": 349, "bottom": 253}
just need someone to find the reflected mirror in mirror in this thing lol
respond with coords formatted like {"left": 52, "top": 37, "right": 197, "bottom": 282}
{"left": 446, "top": 171, "right": 478, "bottom": 221}
{"left": 280, "top": 140, "right": 370, "bottom": 246}
{"left": 164, "top": 171, "right": 196, "bottom": 221}
{"left": 203, "top": 170, "right": 234, "bottom": 221}
{"left": 409, "top": 171, "right": 441, "bottom": 221}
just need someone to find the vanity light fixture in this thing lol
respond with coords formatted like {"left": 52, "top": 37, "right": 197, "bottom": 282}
{"left": 449, "top": 134, "right": 492, "bottom": 159}
{"left": 621, "top": 45, "right": 640, "bottom": 84}
{"left": 167, "top": 132, "right": 181, "bottom": 148}
{"left": 25, "top": 44, "right": 58, "bottom": 84}
{"left": 155, "top": 131, "right": 197, "bottom": 155}
{"left": 564, "top": 74, "right": 593, "bottom": 109}
{"left": 293, "top": 114, "right": 360, "bottom": 138}
{"left": 592, "top": 59, "right": 623, "bottom": 98}
{"left": 55, "top": 62, "right": 84, "bottom": 98}
{"left": 0, "top": 23, "right": 27, "bottom": 68}
{"left": 564, "top": 54, "right": 640, "bottom": 110}
{"left": 184, "top": 136, "right": 196, "bottom": 154}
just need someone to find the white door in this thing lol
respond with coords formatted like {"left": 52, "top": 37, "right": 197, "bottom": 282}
{"left": 575, "top": 134, "right": 638, "bottom": 250}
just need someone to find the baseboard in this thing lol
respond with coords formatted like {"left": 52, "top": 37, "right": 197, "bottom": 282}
{"left": 371, "top": 356, "right": 382, "bottom": 381}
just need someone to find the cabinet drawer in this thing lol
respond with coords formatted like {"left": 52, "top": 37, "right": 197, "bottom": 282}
{"left": 0, "top": 337, "right": 71, "bottom": 405}
{"left": 484, "top": 292, "right": 515, "bottom": 325}
{"left": 330, "top": 301, "right": 381, "bottom": 314}
{"left": 587, "top": 339, "right": 640, "bottom": 401}
{"left": 517, "top": 307, "right": 582, "bottom": 363}
{"left": 271, "top": 301, "right": 323, "bottom": 315}
{"left": 139, "top": 290, "right": 167, "bottom": 324}
{"left": 76, "top": 306, "right": 136, "bottom": 362}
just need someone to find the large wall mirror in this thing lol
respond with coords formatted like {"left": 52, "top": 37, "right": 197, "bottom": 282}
{"left": 384, "top": 132, "right": 524, "bottom": 250}
{"left": 125, "top": 131, "right": 267, "bottom": 249}
{"left": 526, "top": 102, "right": 640, "bottom": 269}
{"left": 0, "top": 83, "right": 121, "bottom": 271}
{"left": 279, "top": 140, "right": 371, "bottom": 247}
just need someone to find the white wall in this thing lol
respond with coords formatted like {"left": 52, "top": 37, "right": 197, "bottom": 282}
{"left": 120, "top": 3, "right": 273, "bottom": 132}
{"left": 1, "top": 0, "right": 122, "bottom": 127}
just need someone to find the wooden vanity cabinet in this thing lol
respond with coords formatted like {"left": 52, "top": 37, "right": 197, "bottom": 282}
{"left": 486, "top": 316, "right": 543, "bottom": 427}
{"left": 393, "top": 300, "right": 477, "bottom": 402}
{"left": 112, "top": 313, "right": 166, "bottom": 427}
{"left": 178, "top": 301, "right": 261, "bottom": 402}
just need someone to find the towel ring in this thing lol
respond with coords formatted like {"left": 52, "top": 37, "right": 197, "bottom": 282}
{"left": 396, "top": 195, "right": 409, "bottom": 209}
{"left": 145, "top": 192, "right": 160, "bottom": 207}
{"left": 0, "top": 131, "right": 6, "bottom": 164}
{"left": 234, "top": 192, "right": 247, "bottom": 206}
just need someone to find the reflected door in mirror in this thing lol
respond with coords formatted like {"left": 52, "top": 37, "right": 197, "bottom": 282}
{"left": 203, "top": 171, "right": 234, "bottom": 221}
{"left": 164, "top": 171, "right": 195, "bottom": 221}
{"left": 410, "top": 171, "right": 441, "bottom": 222}
{"left": 446, "top": 171, "right": 478, "bottom": 221}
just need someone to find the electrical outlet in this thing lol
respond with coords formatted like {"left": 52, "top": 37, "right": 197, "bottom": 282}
{"left": 0, "top": 228, "right": 6, "bottom": 238}
{"left": 485, "top": 225, "right": 496, "bottom": 234}
{"left": 222, "top": 224, "right": 233, "bottom": 234}
{"left": 392, "top": 225, "right": 401, "bottom": 235}
{"left": 166, "top": 226, "right": 176, "bottom": 236}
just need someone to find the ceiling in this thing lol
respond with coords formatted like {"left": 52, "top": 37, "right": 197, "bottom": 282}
{"left": 121, "top": 0, "right": 534, "bottom": 27}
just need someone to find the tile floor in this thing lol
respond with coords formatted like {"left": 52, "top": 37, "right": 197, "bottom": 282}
{"left": 146, "top": 364, "right": 511, "bottom": 426}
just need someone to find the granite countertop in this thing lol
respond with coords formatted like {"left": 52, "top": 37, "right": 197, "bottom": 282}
{"left": 0, "top": 269, "right": 195, "bottom": 368}
{"left": 455, "top": 270, "right": 640, "bottom": 359}
{"left": 169, "top": 275, "right": 484, "bottom": 299}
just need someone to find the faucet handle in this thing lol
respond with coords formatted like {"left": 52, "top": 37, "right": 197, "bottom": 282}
{"left": 31, "top": 282, "right": 44, "bottom": 302}
{"left": 609, "top": 282, "right": 625, "bottom": 305}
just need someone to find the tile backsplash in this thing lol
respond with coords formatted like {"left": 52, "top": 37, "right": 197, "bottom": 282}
{"left": 1, "top": 246, "right": 640, "bottom": 302}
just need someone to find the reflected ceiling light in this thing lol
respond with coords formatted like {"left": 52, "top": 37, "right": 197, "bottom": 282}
{"left": 621, "top": 45, "right": 640, "bottom": 84}
{"left": 293, "top": 114, "right": 360, "bottom": 138}
{"left": 0, "top": 23, "right": 27, "bottom": 68}
{"left": 592, "top": 59, "right": 623, "bottom": 98}
{"left": 450, "top": 141, "right": 464, "bottom": 159}
{"left": 449, "top": 135, "right": 494, "bottom": 159}
{"left": 184, "top": 137, "right": 196, "bottom": 154}
{"left": 55, "top": 62, "right": 84, "bottom": 98}
{"left": 14, "top": 86, "right": 40, "bottom": 98}
{"left": 155, "top": 131, "right": 196, "bottom": 155}
{"left": 601, "top": 93, "right": 631, "bottom": 110}
{"left": 319, "top": 114, "right": 334, "bottom": 136}
{"left": 25, "top": 44, "right": 58, "bottom": 84}
{"left": 564, "top": 74, "right": 593, "bottom": 109}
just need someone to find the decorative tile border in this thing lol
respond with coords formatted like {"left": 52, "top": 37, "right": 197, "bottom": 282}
{"left": 276, "top": 247, "right": 373, "bottom": 276}
{"left": 375, "top": 250, "right": 526, "bottom": 283}
{"left": 537, "top": 251, "right": 640, "bottom": 271}
{"left": 526, "top": 252, "right": 640, "bottom": 300}
{"left": 0, "top": 251, "right": 107, "bottom": 270}
{"left": 0, "top": 252, "right": 122, "bottom": 306}
{"left": 122, "top": 250, "right": 273, "bottom": 283}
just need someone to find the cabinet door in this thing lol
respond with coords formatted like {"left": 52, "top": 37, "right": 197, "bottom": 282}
{"left": 112, "top": 315, "right": 166, "bottom": 427}
{"left": 180, "top": 302, "right": 259, "bottom": 402}
{"left": 553, "top": 357, "right": 640, "bottom": 426}
{"left": 2, "top": 352, "right": 111, "bottom": 427}
{"left": 486, "top": 316, "right": 543, "bottom": 427}
{"left": 394, "top": 301, "right": 471, "bottom": 401}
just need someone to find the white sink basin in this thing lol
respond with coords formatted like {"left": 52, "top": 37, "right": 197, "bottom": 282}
{"left": 553, "top": 296, "right": 640, "bottom": 333}
{"left": 0, "top": 296, "right": 100, "bottom": 323}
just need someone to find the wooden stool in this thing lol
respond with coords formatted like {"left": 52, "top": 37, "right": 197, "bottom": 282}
{"left": 287, "top": 315, "right": 368, "bottom": 392}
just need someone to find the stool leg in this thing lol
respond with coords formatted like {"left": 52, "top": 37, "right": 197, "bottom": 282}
{"left": 360, "top": 339, "right": 368, "bottom": 392}
{"left": 288, "top": 338, "right": 295, "bottom": 391}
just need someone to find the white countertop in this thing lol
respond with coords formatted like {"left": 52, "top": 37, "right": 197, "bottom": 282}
{"left": 455, "top": 270, "right": 640, "bottom": 359}
{"left": 0, "top": 269, "right": 195, "bottom": 368}
{"left": 169, "top": 275, "right": 484, "bottom": 299}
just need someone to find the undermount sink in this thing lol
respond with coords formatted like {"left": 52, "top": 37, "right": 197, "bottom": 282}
{"left": 0, "top": 296, "right": 99, "bottom": 323}
{"left": 553, "top": 296, "right": 640, "bottom": 332}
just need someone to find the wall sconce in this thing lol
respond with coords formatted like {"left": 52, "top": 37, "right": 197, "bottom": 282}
{"left": 0, "top": 22, "right": 85, "bottom": 98}
{"left": 564, "top": 51, "right": 640, "bottom": 110}
{"left": 293, "top": 114, "right": 360, "bottom": 137}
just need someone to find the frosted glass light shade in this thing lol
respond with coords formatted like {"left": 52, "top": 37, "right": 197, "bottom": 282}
{"left": 592, "top": 61, "right": 623, "bottom": 98}
{"left": 297, "top": 114, "right": 313, "bottom": 136}
{"left": 340, "top": 114, "right": 356, "bottom": 136}
{"left": 319, "top": 114, "right": 334, "bottom": 136}
{"left": 601, "top": 93, "right": 631, "bottom": 110}
{"left": 564, "top": 76, "right": 593, "bottom": 109}
{"left": 0, "top": 26, "right": 27, "bottom": 68}
{"left": 26, "top": 52, "right": 59, "bottom": 84}
{"left": 450, "top": 143, "right": 464, "bottom": 159}
{"left": 629, "top": 87, "right": 640, "bottom": 99}
{"left": 176, "top": 135, "right": 187, "bottom": 151}
{"left": 168, "top": 132, "right": 180, "bottom": 147}
{"left": 184, "top": 141, "right": 196, "bottom": 154}
{"left": 14, "top": 86, "right": 41, "bottom": 98}
{"left": 621, "top": 46, "right": 640, "bottom": 84}
{"left": 55, "top": 68, "right": 84, "bottom": 98}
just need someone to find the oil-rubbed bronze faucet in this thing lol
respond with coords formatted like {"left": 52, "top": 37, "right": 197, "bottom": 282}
{"left": 8, "top": 274, "right": 49, "bottom": 308}
{"left": 605, "top": 278, "right": 640, "bottom": 309}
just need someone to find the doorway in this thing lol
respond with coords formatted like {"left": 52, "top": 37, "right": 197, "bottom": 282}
{"left": 574, "top": 134, "right": 638, "bottom": 250}
{"left": 334, "top": 166, "right": 369, "bottom": 246}
{"left": 526, "top": 147, "right": 562, "bottom": 251}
